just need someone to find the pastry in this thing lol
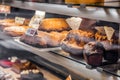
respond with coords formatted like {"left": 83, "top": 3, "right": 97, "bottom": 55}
{"left": 0, "top": 19, "right": 14, "bottom": 23}
{"left": 39, "top": 18, "right": 71, "bottom": 32}
{"left": 21, "top": 71, "right": 44, "bottom": 80}
{"left": 12, "top": 59, "right": 37, "bottom": 73}
{"left": 0, "top": 22, "right": 22, "bottom": 30}
{"left": 83, "top": 41, "right": 105, "bottom": 67}
{"left": 0, "top": 19, "right": 30, "bottom": 31}
{"left": 61, "top": 30, "right": 94, "bottom": 55}
{"left": 95, "top": 32, "right": 119, "bottom": 63}
{"left": 20, "top": 31, "right": 68, "bottom": 47}
{"left": 3, "top": 26, "right": 30, "bottom": 37}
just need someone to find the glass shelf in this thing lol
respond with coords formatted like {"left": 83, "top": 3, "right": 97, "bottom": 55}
{"left": 16, "top": 0, "right": 120, "bottom": 9}
{"left": 50, "top": 50, "right": 120, "bottom": 77}
{"left": 72, "top": 1, "right": 120, "bottom": 9}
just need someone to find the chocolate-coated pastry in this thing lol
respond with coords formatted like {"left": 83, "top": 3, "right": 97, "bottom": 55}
{"left": 61, "top": 30, "right": 94, "bottom": 55}
{"left": 39, "top": 18, "right": 71, "bottom": 32}
{"left": 83, "top": 41, "right": 105, "bottom": 67}
{"left": 95, "top": 32, "right": 119, "bottom": 63}
{"left": 103, "top": 44, "right": 119, "bottom": 63}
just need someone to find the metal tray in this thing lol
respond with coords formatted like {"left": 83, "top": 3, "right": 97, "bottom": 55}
{"left": 14, "top": 38, "right": 61, "bottom": 52}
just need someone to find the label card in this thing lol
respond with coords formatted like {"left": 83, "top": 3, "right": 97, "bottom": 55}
{"left": 15, "top": 17, "right": 25, "bottom": 24}
{"left": 66, "top": 17, "right": 82, "bottom": 30}
{"left": 66, "top": 75, "right": 72, "bottom": 80}
{"left": 29, "top": 16, "right": 41, "bottom": 29}
{"left": 25, "top": 28, "right": 37, "bottom": 36}
{"left": 35, "top": 10, "right": 46, "bottom": 19}
{"left": 0, "top": 5, "right": 11, "bottom": 13}
{"left": 95, "top": 27, "right": 105, "bottom": 34}
{"left": 104, "top": 26, "right": 115, "bottom": 40}
{"left": 29, "top": 10, "right": 45, "bottom": 29}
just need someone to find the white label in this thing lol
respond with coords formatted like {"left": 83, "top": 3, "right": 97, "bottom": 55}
{"left": 29, "top": 16, "right": 41, "bottom": 29}
{"left": 15, "top": 17, "right": 25, "bottom": 24}
{"left": 0, "top": 5, "right": 11, "bottom": 13}
{"left": 95, "top": 27, "right": 105, "bottom": 34}
{"left": 104, "top": 26, "right": 115, "bottom": 40}
{"left": 35, "top": 10, "right": 45, "bottom": 19}
{"left": 66, "top": 75, "right": 72, "bottom": 80}
{"left": 25, "top": 28, "right": 37, "bottom": 36}
{"left": 66, "top": 17, "right": 82, "bottom": 30}
{"left": 29, "top": 10, "right": 45, "bottom": 29}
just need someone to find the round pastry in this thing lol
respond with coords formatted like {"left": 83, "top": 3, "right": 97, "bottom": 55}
{"left": 39, "top": 18, "right": 71, "bottom": 32}
{"left": 83, "top": 41, "right": 105, "bottom": 67}
{"left": 61, "top": 30, "right": 94, "bottom": 55}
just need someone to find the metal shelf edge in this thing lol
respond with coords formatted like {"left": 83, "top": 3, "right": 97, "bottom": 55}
{"left": 4, "top": 1, "right": 120, "bottom": 23}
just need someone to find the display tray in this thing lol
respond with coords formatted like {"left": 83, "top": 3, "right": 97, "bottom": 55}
{"left": 0, "top": 31, "right": 12, "bottom": 40}
{"left": 14, "top": 38, "right": 61, "bottom": 52}
{"left": 50, "top": 50, "right": 120, "bottom": 77}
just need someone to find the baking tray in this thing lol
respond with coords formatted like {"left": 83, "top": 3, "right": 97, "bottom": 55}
{"left": 14, "top": 38, "right": 61, "bottom": 52}
{"left": 50, "top": 50, "right": 120, "bottom": 77}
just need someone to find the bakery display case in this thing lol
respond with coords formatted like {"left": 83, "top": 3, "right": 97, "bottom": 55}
{"left": 0, "top": 0, "right": 119, "bottom": 80}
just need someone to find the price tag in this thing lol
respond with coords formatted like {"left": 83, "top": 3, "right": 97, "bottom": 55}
{"left": 25, "top": 28, "right": 37, "bottom": 36}
{"left": 0, "top": 5, "right": 11, "bottom": 13}
{"left": 66, "top": 17, "right": 82, "bottom": 30}
{"left": 66, "top": 75, "right": 72, "bottom": 80}
{"left": 104, "top": 26, "right": 115, "bottom": 40}
{"left": 29, "top": 10, "right": 45, "bottom": 29}
{"left": 15, "top": 17, "right": 25, "bottom": 24}
{"left": 95, "top": 27, "right": 105, "bottom": 34}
